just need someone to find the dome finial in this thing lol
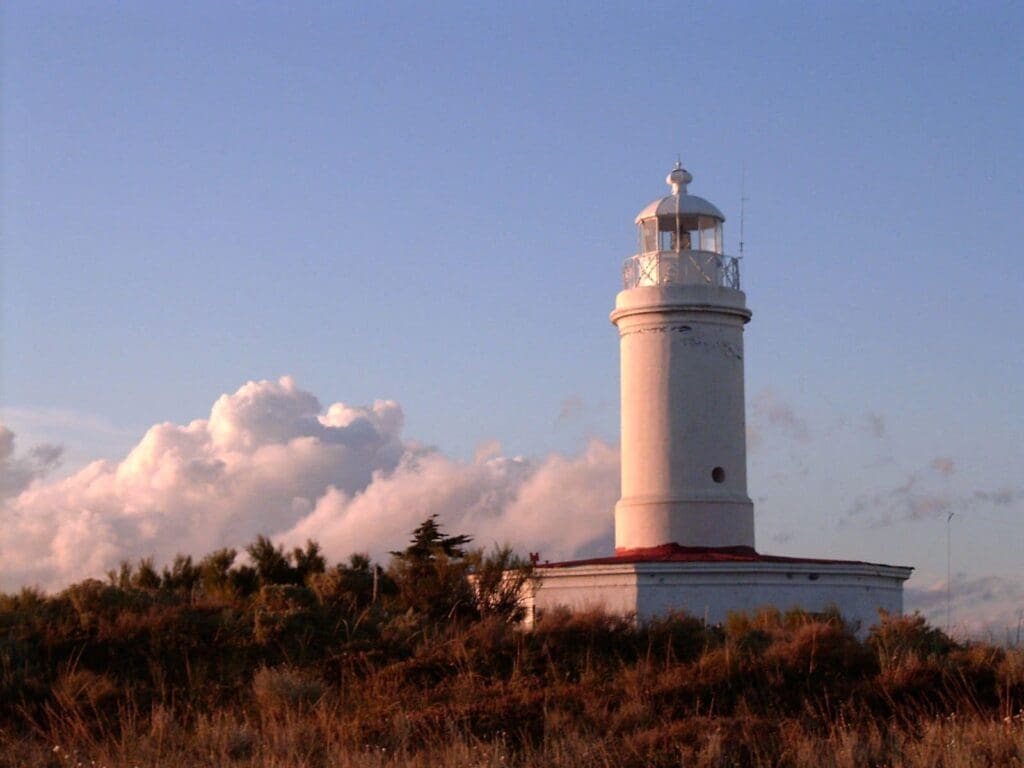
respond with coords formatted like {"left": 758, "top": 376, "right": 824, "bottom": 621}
{"left": 667, "top": 161, "right": 692, "bottom": 195}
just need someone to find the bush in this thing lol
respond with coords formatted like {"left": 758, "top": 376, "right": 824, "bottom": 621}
{"left": 252, "top": 665, "right": 324, "bottom": 713}
{"left": 868, "top": 611, "right": 957, "bottom": 670}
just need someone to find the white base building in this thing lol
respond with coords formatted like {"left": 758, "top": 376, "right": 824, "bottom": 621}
{"left": 524, "top": 545, "right": 910, "bottom": 635}
{"left": 524, "top": 165, "right": 911, "bottom": 632}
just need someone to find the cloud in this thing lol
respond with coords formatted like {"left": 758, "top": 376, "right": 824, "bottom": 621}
{"left": 0, "top": 425, "right": 64, "bottom": 500}
{"left": 865, "top": 412, "right": 886, "bottom": 439}
{"left": 906, "top": 574, "right": 1024, "bottom": 638}
{"left": 0, "top": 406, "right": 132, "bottom": 439}
{"left": 0, "top": 377, "right": 619, "bottom": 591}
{"left": 750, "top": 389, "right": 809, "bottom": 442}
{"left": 841, "top": 457, "right": 1021, "bottom": 528}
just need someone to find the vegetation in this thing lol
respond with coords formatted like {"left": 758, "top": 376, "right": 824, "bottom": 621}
{"left": 0, "top": 518, "right": 1021, "bottom": 767}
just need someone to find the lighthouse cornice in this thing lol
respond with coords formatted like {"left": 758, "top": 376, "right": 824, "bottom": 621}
{"left": 610, "top": 284, "right": 752, "bottom": 326}
{"left": 610, "top": 301, "right": 752, "bottom": 326}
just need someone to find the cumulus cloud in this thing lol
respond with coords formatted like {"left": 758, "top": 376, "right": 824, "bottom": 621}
{"left": 0, "top": 425, "right": 64, "bottom": 500}
{"left": 0, "top": 377, "right": 618, "bottom": 591}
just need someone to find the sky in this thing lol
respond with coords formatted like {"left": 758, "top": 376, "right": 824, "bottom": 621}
{"left": 2, "top": 2, "right": 1022, "bottom": 637}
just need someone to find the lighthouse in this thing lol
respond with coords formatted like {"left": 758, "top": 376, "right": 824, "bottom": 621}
{"left": 523, "top": 163, "right": 911, "bottom": 634}
{"left": 613, "top": 163, "right": 754, "bottom": 551}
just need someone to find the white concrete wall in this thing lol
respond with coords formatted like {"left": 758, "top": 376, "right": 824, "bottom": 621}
{"left": 528, "top": 561, "right": 911, "bottom": 636}
{"left": 521, "top": 566, "right": 638, "bottom": 629}
{"left": 611, "top": 284, "right": 754, "bottom": 550}
{"left": 633, "top": 562, "right": 908, "bottom": 636}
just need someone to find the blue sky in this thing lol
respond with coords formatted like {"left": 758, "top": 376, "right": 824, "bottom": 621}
{"left": 2, "top": 2, "right": 1022, "bottom": 632}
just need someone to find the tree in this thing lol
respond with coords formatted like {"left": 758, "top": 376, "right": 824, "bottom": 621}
{"left": 198, "top": 548, "right": 238, "bottom": 599}
{"left": 292, "top": 540, "right": 326, "bottom": 583}
{"left": 388, "top": 515, "right": 475, "bottom": 621}
{"left": 246, "top": 535, "right": 296, "bottom": 585}
{"left": 161, "top": 555, "right": 199, "bottom": 594}
{"left": 390, "top": 514, "right": 472, "bottom": 561}
{"left": 133, "top": 557, "right": 161, "bottom": 590}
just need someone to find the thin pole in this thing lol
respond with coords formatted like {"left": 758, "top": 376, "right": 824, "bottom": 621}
{"left": 946, "top": 512, "right": 954, "bottom": 634}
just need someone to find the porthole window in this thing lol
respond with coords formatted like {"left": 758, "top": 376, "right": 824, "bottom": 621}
{"left": 711, "top": 467, "right": 726, "bottom": 483}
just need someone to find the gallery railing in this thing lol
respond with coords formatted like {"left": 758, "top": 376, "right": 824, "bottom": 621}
{"left": 622, "top": 251, "right": 741, "bottom": 290}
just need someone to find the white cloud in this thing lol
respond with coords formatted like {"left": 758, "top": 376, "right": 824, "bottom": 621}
{"left": 906, "top": 574, "right": 1024, "bottom": 639}
{"left": 0, "top": 377, "right": 618, "bottom": 591}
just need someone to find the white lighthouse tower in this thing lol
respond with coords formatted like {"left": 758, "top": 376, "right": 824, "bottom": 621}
{"left": 613, "top": 163, "right": 754, "bottom": 552}
{"left": 523, "top": 163, "right": 912, "bottom": 634}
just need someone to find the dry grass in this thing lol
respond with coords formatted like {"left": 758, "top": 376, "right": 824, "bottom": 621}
{"left": 1, "top": 543, "right": 1023, "bottom": 767}
{"left": 3, "top": 707, "right": 1022, "bottom": 767}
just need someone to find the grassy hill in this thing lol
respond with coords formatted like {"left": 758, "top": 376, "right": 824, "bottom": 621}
{"left": 1, "top": 520, "right": 1021, "bottom": 767}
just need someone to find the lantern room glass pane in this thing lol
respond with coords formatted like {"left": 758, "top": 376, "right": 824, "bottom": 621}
{"left": 697, "top": 217, "right": 722, "bottom": 254}
{"left": 639, "top": 220, "right": 658, "bottom": 253}
{"left": 659, "top": 228, "right": 695, "bottom": 251}
{"left": 639, "top": 215, "right": 723, "bottom": 254}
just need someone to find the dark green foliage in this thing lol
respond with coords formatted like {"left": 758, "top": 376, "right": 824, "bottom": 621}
{"left": 390, "top": 514, "right": 472, "bottom": 561}
{"left": 291, "top": 539, "right": 326, "bottom": 582}
{"left": 244, "top": 536, "right": 327, "bottom": 588}
{"left": 388, "top": 514, "right": 476, "bottom": 620}
{"left": 246, "top": 535, "right": 297, "bottom": 585}
{"left": 161, "top": 554, "right": 200, "bottom": 594}
{"left": 309, "top": 553, "right": 385, "bottom": 613}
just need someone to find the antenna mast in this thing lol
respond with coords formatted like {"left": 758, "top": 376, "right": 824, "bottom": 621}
{"left": 946, "top": 511, "right": 954, "bottom": 634}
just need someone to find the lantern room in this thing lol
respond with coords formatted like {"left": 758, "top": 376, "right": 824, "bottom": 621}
{"left": 623, "top": 163, "right": 739, "bottom": 290}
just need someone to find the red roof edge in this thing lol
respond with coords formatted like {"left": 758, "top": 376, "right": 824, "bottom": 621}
{"left": 540, "top": 542, "right": 897, "bottom": 568}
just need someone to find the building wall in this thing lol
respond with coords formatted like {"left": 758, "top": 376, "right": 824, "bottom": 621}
{"left": 527, "top": 562, "right": 911, "bottom": 636}
{"left": 633, "top": 563, "right": 907, "bottom": 636}
{"left": 522, "top": 566, "right": 638, "bottom": 629}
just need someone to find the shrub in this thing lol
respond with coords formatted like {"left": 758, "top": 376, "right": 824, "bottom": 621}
{"left": 723, "top": 610, "right": 773, "bottom": 656}
{"left": 643, "top": 611, "right": 719, "bottom": 664}
{"left": 868, "top": 611, "right": 957, "bottom": 671}
{"left": 467, "top": 545, "right": 535, "bottom": 622}
{"left": 52, "top": 668, "right": 119, "bottom": 713}
{"left": 61, "top": 580, "right": 151, "bottom": 631}
{"left": 252, "top": 665, "right": 323, "bottom": 713}
{"left": 252, "top": 584, "right": 320, "bottom": 648}
{"left": 309, "top": 555, "right": 381, "bottom": 613}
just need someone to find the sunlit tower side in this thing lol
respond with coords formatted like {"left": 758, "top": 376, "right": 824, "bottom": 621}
{"left": 612, "top": 163, "right": 754, "bottom": 551}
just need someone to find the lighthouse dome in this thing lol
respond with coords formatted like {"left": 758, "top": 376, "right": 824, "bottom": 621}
{"left": 634, "top": 163, "right": 725, "bottom": 224}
